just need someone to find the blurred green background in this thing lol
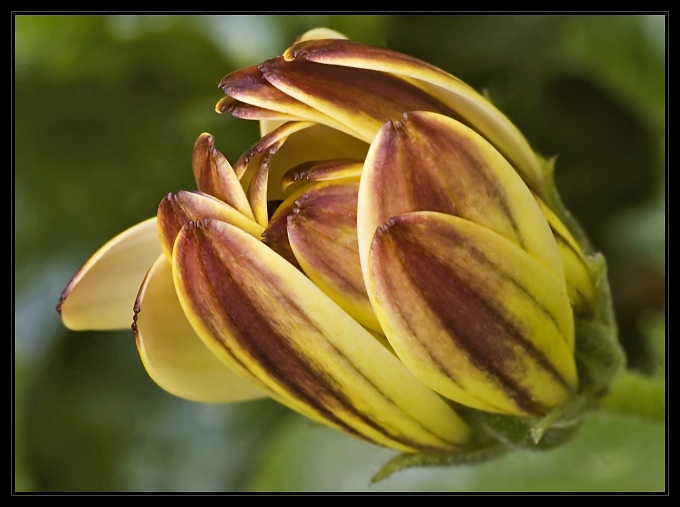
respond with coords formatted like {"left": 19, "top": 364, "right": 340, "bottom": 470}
{"left": 14, "top": 15, "right": 665, "bottom": 492}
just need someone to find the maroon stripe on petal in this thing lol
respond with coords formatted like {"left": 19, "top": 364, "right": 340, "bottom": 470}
{"left": 260, "top": 57, "right": 462, "bottom": 129}
{"left": 368, "top": 115, "right": 523, "bottom": 249}
{"left": 373, "top": 215, "right": 571, "bottom": 415}
{"left": 287, "top": 179, "right": 368, "bottom": 303}
{"left": 177, "top": 220, "right": 456, "bottom": 451}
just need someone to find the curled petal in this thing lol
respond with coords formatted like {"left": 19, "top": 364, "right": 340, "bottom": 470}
{"left": 216, "top": 96, "right": 304, "bottom": 123}
{"left": 260, "top": 221, "right": 299, "bottom": 268}
{"left": 357, "top": 111, "right": 565, "bottom": 290}
{"left": 219, "top": 64, "right": 362, "bottom": 140}
{"left": 367, "top": 211, "right": 577, "bottom": 416}
{"left": 173, "top": 218, "right": 471, "bottom": 453}
{"left": 134, "top": 255, "right": 266, "bottom": 402}
{"left": 157, "top": 191, "right": 264, "bottom": 262}
{"left": 285, "top": 38, "right": 543, "bottom": 191}
{"left": 242, "top": 123, "right": 321, "bottom": 227}
{"left": 234, "top": 120, "right": 316, "bottom": 186}
{"left": 191, "top": 133, "right": 255, "bottom": 220}
{"left": 57, "top": 218, "right": 160, "bottom": 330}
{"left": 286, "top": 177, "right": 381, "bottom": 332}
{"left": 280, "top": 158, "right": 363, "bottom": 195}
{"left": 261, "top": 184, "right": 311, "bottom": 270}
{"left": 259, "top": 56, "right": 460, "bottom": 144}
{"left": 235, "top": 122, "right": 368, "bottom": 202}
{"left": 246, "top": 152, "right": 271, "bottom": 228}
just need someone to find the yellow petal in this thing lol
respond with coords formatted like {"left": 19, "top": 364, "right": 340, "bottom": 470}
{"left": 58, "top": 218, "right": 160, "bottom": 330}
{"left": 286, "top": 177, "right": 381, "bottom": 332}
{"left": 357, "top": 111, "right": 565, "bottom": 290}
{"left": 555, "top": 236, "right": 595, "bottom": 317}
{"left": 234, "top": 122, "right": 368, "bottom": 202}
{"left": 246, "top": 153, "right": 271, "bottom": 228}
{"left": 218, "top": 63, "right": 363, "bottom": 140}
{"left": 242, "top": 123, "right": 320, "bottom": 228}
{"left": 259, "top": 56, "right": 460, "bottom": 144}
{"left": 216, "top": 96, "right": 304, "bottom": 123}
{"left": 285, "top": 38, "right": 543, "bottom": 191}
{"left": 367, "top": 211, "right": 577, "bottom": 416}
{"left": 134, "top": 255, "right": 266, "bottom": 403}
{"left": 191, "top": 133, "right": 255, "bottom": 221}
{"left": 234, "top": 120, "right": 315, "bottom": 181}
{"left": 157, "top": 191, "right": 264, "bottom": 262}
{"left": 293, "top": 27, "right": 348, "bottom": 44}
{"left": 533, "top": 192, "right": 595, "bottom": 316}
{"left": 173, "top": 218, "right": 471, "bottom": 453}
{"left": 280, "top": 158, "right": 363, "bottom": 195}
{"left": 261, "top": 183, "right": 311, "bottom": 270}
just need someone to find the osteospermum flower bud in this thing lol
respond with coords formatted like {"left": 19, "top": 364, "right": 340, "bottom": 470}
{"left": 57, "top": 28, "right": 622, "bottom": 465}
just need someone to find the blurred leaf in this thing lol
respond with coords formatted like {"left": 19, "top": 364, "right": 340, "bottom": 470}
{"left": 23, "top": 329, "right": 288, "bottom": 491}
{"left": 640, "top": 311, "right": 666, "bottom": 378}
{"left": 245, "top": 411, "right": 665, "bottom": 492}
{"left": 14, "top": 15, "right": 257, "bottom": 267}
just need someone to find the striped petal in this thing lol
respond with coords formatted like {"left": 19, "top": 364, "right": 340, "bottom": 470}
{"left": 357, "top": 111, "right": 564, "bottom": 290}
{"left": 284, "top": 38, "right": 543, "bottom": 192}
{"left": 261, "top": 184, "right": 312, "bottom": 270}
{"left": 259, "top": 56, "right": 461, "bottom": 144}
{"left": 191, "top": 133, "right": 255, "bottom": 220}
{"left": 157, "top": 191, "right": 264, "bottom": 262}
{"left": 533, "top": 192, "right": 595, "bottom": 316}
{"left": 234, "top": 121, "right": 315, "bottom": 181}
{"left": 57, "top": 218, "right": 160, "bottom": 330}
{"left": 234, "top": 121, "right": 368, "bottom": 202}
{"left": 280, "top": 158, "right": 363, "bottom": 195}
{"left": 218, "top": 63, "right": 363, "bottom": 140}
{"left": 133, "top": 255, "right": 266, "bottom": 403}
{"left": 555, "top": 237, "right": 595, "bottom": 317}
{"left": 216, "top": 96, "right": 304, "bottom": 123}
{"left": 246, "top": 152, "right": 271, "bottom": 228}
{"left": 286, "top": 177, "right": 381, "bottom": 332}
{"left": 172, "top": 218, "right": 471, "bottom": 453}
{"left": 366, "top": 211, "right": 577, "bottom": 416}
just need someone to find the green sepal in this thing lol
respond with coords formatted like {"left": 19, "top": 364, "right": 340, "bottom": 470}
{"left": 462, "top": 396, "right": 586, "bottom": 452}
{"left": 536, "top": 152, "right": 625, "bottom": 393}
{"left": 371, "top": 394, "right": 587, "bottom": 482}
{"left": 371, "top": 443, "right": 509, "bottom": 484}
{"left": 536, "top": 154, "right": 595, "bottom": 254}
{"left": 574, "top": 253, "right": 626, "bottom": 394}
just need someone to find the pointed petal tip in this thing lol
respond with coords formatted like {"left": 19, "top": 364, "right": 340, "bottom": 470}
{"left": 131, "top": 286, "right": 143, "bottom": 343}
{"left": 55, "top": 289, "right": 68, "bottom": 318}
{"left": 215, "top": 97, "right": 230, "bottom": 114}
{"left": 218, "top": 63, "right": 270, "bottom": 96}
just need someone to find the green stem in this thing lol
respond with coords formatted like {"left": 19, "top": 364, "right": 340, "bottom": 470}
{"left": 598, "top": 370, "right": 665, "bottom": 421}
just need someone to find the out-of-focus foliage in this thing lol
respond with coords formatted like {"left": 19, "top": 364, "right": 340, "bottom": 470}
{"left": 14, "top": 15, "right": 665, "bottom": 492}
{"left": 244, "top": 410, "right": 665, "bottom": 492}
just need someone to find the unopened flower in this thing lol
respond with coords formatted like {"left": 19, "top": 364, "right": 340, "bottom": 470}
{"left": 58, "top": 28, "right": 619, "bottom": 459}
